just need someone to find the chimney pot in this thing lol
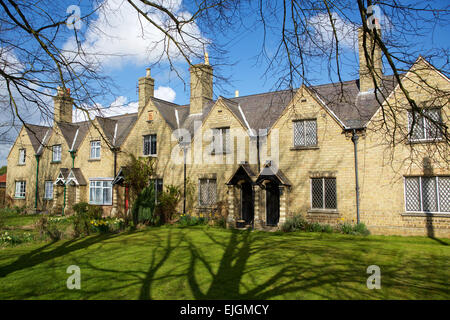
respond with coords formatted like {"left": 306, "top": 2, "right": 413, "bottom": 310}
{"left": 235, "top": 90, "right": 239, "bottom": 97}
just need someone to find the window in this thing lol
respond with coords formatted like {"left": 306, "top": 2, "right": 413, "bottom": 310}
{"left": 150, "top": 178, "right": 163, "bottom": 204}
{"left": 311, "top": 178, "right": 337, "bottom": 210}
{"left": 143, "top": 134, "right": 157, "bottom": 156}
{"left": 404, "top": 176, "right": 449, "bottom": 213}
{"left": 18, "top": 148, "right": 26, "bottom": 165}
{"left": 199, "top": 178, "right": 217, "bottom": 206}
{"left": 89, "top": 180, "right": 113, "bottom": 205}
{"left": 408, "top": 108, "right": 443, "bottom": 141}
{"left": 44, "top": 181, "right": 53, "bottom": 200}
{"left": 15, "top": 181, "right": 26, "bottom": 198}
{"left": 52, "top": 145, "right": 61, "bottom": 162}
{"left": 90, "top": 140, "right": 101, "bottom": 159}
{"left": 211, "top": 127, "right": 230, "bottom": 154}
{"left": 294, "top": 120, "right": 317, "bottom": 147}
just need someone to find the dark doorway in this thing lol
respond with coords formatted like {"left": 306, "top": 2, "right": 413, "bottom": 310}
{"left": 241, "top": 182, "right": 254, "bottom": 225}
{"left": 265, "top": 182, "right": 280, "bottom": 226}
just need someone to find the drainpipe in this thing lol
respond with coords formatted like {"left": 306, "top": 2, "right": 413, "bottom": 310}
{"left": 351, "top": 129, "right": 360, "bottom": 224}
{"left": 69, "top": 150, "right": 76, "bottom": 169}
{"left": 34, "top": 155, "right": 40, "bottom": 210}
{"left": 112, "top": 148, "right": 117, "bottom": 176}
{"left": 62, "top": 183, "right": 66, "bottom": 216}
{"left": 183, "top": 146, "right": 187, "bottom": 214}
{"left": 256, "top": 135, "right": 261, "bottom": 173}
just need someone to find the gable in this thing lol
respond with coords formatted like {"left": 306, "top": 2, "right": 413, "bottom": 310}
{"left": 367, "top": 57, "right": 450, "bottom": 130}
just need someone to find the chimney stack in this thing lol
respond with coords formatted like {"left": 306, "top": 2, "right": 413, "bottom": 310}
{"left": 138, "top": 68, "right": 154, "bottom": 114}
{"left": 190, "top": 54, "right": 213, "bottom": 114}
{"left": 235, "top": 90, "right": 239, "bottom": 98}
{"left": 358, "top": 27, "right": 383, "bottom": 92}
{"left": 53, "top": 86, "right": 73, "bottom": 125}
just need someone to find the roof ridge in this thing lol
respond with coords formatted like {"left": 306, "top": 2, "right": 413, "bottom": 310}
{"left": 229, "top": 88, "right": 296, "bottom": 100}
{"left": 150, "top": 96, "right": 180, "bottom": 107}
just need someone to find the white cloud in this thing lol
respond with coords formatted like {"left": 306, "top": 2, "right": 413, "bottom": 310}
{"left": 309, "top": 12, "right": 357, "bottom": 49}
{"left": 63, "top": 0, "right": 208, "bottom": 69}
{"left": 73, "top": 95, "right": 137, "bottom": 122}
{"left": 72, "top": 86, "right": 175, "bottom": 122}
{"left": 155, "top": 86, "right": 176, "bottom": 102}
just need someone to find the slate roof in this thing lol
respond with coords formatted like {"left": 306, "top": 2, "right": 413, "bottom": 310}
{"left": 68, "top": 168, "right": 87, "bottom": 185}
{"left": 24, "top": 124, "right": 52, "bottom": 154}
{"left": 20, "top": 74, "right": 400, "bottom": 152}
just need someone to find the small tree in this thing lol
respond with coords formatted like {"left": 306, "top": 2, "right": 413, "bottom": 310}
{"left": 123, "top": 154, "right": 155, "bottom": 225}
{"left": 123, "top": 154, "right": 155, "bottom": 202}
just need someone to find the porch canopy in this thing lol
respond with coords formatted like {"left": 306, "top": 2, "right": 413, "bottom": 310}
{"left": 255, "top": 163, "right": 291, "bottom": 187}
{"left": 66, "top": 168, "right": 87, "bottom": 186}
{"left": 226, "top": 163, "right": 257, "bottom": 186}
{"left": 54, "top": 168, "right": 69, "bottom": 186}
{"left": 112, "top": 166, "right": 127, "bottom": 186}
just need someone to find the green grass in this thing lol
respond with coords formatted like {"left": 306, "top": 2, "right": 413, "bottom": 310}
{"left": 1, "top": 209, "right": 41, "bottom": 228}
{"left": 0, "top": 225, "right": 448, "bottom": 300}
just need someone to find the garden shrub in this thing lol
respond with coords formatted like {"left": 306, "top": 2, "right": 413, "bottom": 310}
{"left": 132, "top": 185, "right": 158, "bottom": 225}
{"left": 155, "top": 185, "right": 181, "bottom": 224}
{"left": 281, "top": 214, "right": 369, "bottom": 236}
{"left": 178, "top": 214, "right": 207, "bottom": 227}
{"left": 354, "top": 223, "right": 370, "bottom": 236}
{"left": 339, "top": 223, "right": 354, "bottom": 235}
{"left": 89, "top": 218, "right": 125, "bottom": 234}
{"left": 35, "top": 216, "right": 64, "bottom": 241}
{"left": 73, "top": 202, "right": 103, "bottom": 220}
{"left": 0, "top": 231, "right": 33, "bottom": 246}
{"left": 280, "top": 214, "right": 308, "bottom": 232}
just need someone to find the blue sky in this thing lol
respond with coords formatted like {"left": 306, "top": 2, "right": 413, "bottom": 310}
{"left": 0, "top": 0, "right": 449, "bottom": 167}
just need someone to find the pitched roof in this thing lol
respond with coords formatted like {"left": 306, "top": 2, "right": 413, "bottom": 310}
{"left": 67, "top": 168, "right": 87, "bottom": 186}
{"left": 310, "top": 75, "right": 399, "bottom": 128}
{"left": 24, "top": 124, "right": 52, "bottom": 154}
{"left": 20, "top": 73, "right": 400, "bottom": 152}
{"left": 0, "top": 173, "right": 6, "bottom": 184}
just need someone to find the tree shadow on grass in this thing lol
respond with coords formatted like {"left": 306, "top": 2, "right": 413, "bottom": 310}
{"left": 0, "top": 233, "right": 119, "bottom": 278}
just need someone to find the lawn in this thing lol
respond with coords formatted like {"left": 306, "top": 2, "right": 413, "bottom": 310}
{"left": 0, "top": 224, "right": 448, "bottom": 299}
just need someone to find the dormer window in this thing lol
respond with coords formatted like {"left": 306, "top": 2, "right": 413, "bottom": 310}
{"left": 52, "top": 145, "right": 61, "bottom": 162}
{"left": 408, "top": 108, "right": 443, "bottom": 142}
{"left": 90, "top": 140, "right": 101, "bottom": 159}
{"left": 18, "top": 148, "right": 26, "bottom": 165}
{"left": 143, "top": 134, "right": 157, "bottom": 156}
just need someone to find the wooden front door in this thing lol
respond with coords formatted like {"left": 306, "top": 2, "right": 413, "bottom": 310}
{"left": 241, "top": 182, "right": 254, "bottom": 225}
{"left": 266, "top": 182, "right": 280, "bottom": 226}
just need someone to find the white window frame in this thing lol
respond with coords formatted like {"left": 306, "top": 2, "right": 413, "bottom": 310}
{"left": 404, "top": 176, "right": 449, "bottom": 213}
{"left": 293, "top": 119, "right": 317, "bottom": 147}
{"left": 52, "top": 145, "right": 61, "bottom": 162}
{"left": 89, "top": 179, "right": 113, "bottom": 205}
{"left": 18, "top": 148, "right": 26, "bottom": 165}
{"left": 15, "top": 181, "right": 26, "bottom": 198}
{"left": 407, "top": 108, "right": 442, "bottom": 142}
{"left": 44, "top": 181, "right": 53, "bottom": 200}
{"left": 199, "top": 178, "right": 217, "bottom": 206}
{"left": 143, "top": 134, "right": 157, "bottom": 156}
{"left": 90, "top": 140, "right": 101, "bottom": 159}
{"left": 310, "top": 177, "right": 337, "bottom": 210}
